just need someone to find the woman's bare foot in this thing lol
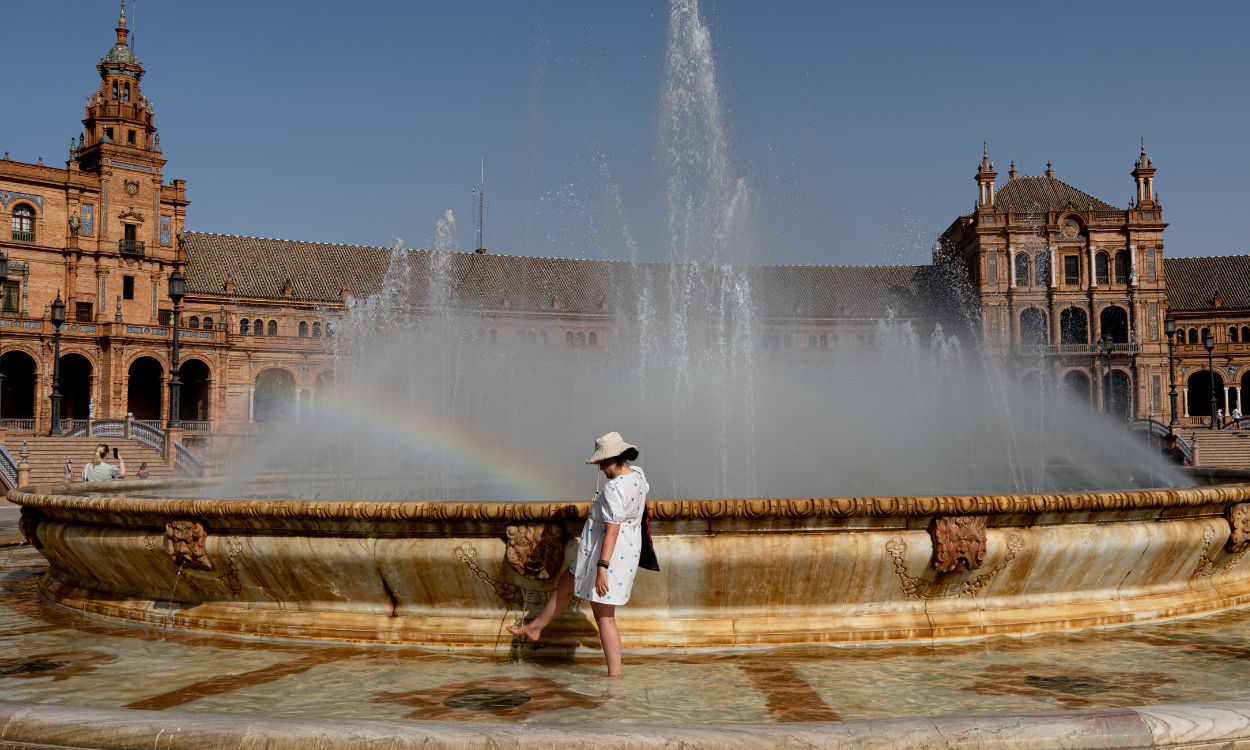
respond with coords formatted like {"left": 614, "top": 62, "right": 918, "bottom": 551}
{"left": 506, "top": 623, "right": 541, "bottom": 642}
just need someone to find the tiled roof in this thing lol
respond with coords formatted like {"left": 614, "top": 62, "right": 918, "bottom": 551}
{"left": 993, "top": 175, "right": 1119, "bottom": 213}
{"left": 182, "top": 232, "right": 956, "bottom": 321}
{"left": 1164, "top": 256, "right": 1250, "bottom": 311}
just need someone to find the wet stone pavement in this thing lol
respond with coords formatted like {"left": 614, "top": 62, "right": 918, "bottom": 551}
{"left": 3, "top": 546, "right": 1250, "bottom": 725}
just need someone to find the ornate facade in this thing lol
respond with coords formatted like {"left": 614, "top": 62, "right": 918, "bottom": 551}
{"left": 1, "top": 7, "right": 1247, "bottom": 471}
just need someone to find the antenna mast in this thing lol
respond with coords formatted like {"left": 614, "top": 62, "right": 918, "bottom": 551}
{"left": 475, "top": 158, "right": 486, "bottom": 252}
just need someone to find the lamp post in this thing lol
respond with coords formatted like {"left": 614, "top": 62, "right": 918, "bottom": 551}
{"left": 167, "top": 265, "right": 185, "bottom": 430}
{"left": 1204, "top": 329, "right": 1217, "bottom": 429}
{"left": 1100, "top": 333, "right": 1115, "bottom": 417}
{"left": 48, "top": 292, "right": 65, "bottom": 436}
{"left": 1164, "top": 314, "right": 1179, "bottom": 435}
{"left": 0, "top": 249, "right": 8, "bottom": 420}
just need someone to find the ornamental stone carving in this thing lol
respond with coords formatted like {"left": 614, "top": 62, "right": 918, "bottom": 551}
{"left": 930, "top": 516, "right": 987, "bottom": 574}
{"left": 164, "top": 519, "right": 212, "bottom": 571}
{"left": 504, "top": 523, "right": 565, "bottom": 581}
{"left": 1226, "top": 504, "right": 1250, "bottom": 554}
{"left": 18, "top": 507, "right": 43, "bottom": 550}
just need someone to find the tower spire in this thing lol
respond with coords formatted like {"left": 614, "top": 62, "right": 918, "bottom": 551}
{"left": 116, "top": 0, "right": 128, "bottom": 46}
{"left": 975, "top": 142, "right": 997, "bottom": 209}
{"left": 1131, "top": 137, "right": 1157, "bottom": 206}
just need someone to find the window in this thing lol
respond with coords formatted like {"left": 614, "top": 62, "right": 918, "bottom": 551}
{"left": 588, "top": 331, "right": 597, "bottom": 346}
{"left": 202, "top": 316, "right": 213, "bottom": 330}
{"left": 122, "top": 275, "right": 135, "bottom": 300}
{"left": 104, "top": 127, "right": 114, "bottom": 142}
{"left": 1231, "top": 327, "right": 1240, "bottom": 344}
{"left": 2, "top": 281, "right": 19, "bottom": 314}
{"left": 123, "top": 82, "right": 131, "bottom": 102}
{"left": 1188, "top": 328, "right": 1198, "bottom": 345}
{"left": 808, "top": 334, "right": 817, "bottom": 348}
{"left": 188, "top": 316, "right": 199, "bottom": 330}
{"left": 126, "top": 130, "right": 135, "bottom": 146}
{"left": 1201, "top": 327, "right": 1211, "bottom": 344}
{"left": 1095, "top": 252, "right": 1109, "bottom": 285}
{"left": 1063, "top": 256, "right": 1080, "bottom": 286}
{"left": 267, "top": 320, "right": 277, "bottom": 336}
{"left": 111, "top": 81, "right": 118, "bottom": 100}
{"left": 11, "top": 204, "right": 34, "bottom": 242}
{"left": 1114, "top": 251, "right": 1130, "bottom": 285}
{"left": 566, "top": 331, "right": 575, "bottom": 346}
{"left": 253, "top": 319, "right": 263, "bottom": 336}
{"left": 158, "top": 309, "right": 172, "bottom": 325}
{"left": 312, "top": 322, "right": 322, "bottom": 338}
{"left": 1014, "top": 253, "right": 1030, "bottom": 287}
{"left": 75, "top": 302, "right": 93, "bottom": 322}
{"left": 298, "top": 321, "right": 308, "bottom": 337}
{"left": 986, "top": 252, "right": 998, "bottom": 284}
{"left": 820, "top": 334, "right": 828, "bottom": 349}
{"left": 1033, "top": 250, "right": 1051, "bottom": 287}
{"left": 325, "top": 322, "right": 332, "bottom": 339}
{"left": 240, "top": 319, "right": 250, "bottom": 335}
{"left": 489, "top": 328, "right": 497, "bottom": 343}
{"left": 1243, "top": 326, "right": 1250, "bottom": 343}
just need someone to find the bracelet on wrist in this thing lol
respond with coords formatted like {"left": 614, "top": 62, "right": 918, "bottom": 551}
{"left": 597, "top": 560, "right": 610, "bottom": 569}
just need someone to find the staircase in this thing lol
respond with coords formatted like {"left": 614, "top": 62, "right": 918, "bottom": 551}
{"left": 4, "top": 436, "right": 185, "bottom": 490}
{"left": 1190, "top": 429, "right": 1250, "bottom": 469}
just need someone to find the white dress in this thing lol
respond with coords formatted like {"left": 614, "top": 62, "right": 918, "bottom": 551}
{"left": 572, "top": 466, "right": 649, "bottom": 605}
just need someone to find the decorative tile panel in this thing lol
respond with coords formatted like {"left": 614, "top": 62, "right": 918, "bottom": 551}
{"left": 82, "top": 204, "right": 94, "bottom": 236}
{"left": 160, "top": 216, "right": 171, "bottom": 245}
{"left": 0, "top": 191, "right": 44, "bottom": 209}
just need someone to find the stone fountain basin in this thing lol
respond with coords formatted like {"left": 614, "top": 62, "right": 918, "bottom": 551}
{"left": 10, "top": 481, "right": 1250, "bottom": 649}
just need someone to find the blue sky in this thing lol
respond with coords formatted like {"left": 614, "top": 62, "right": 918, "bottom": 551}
{"left": 4, "top": 1, "right": 1248, "bottom": 265}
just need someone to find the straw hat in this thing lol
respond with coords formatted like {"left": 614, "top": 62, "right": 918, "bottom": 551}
{"left": 585, "top": 431, "right": 636, "bottom": 464}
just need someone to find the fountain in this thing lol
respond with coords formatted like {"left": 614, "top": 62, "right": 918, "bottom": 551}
{"left": 6, "top": 0, "right": 1250, "bottom": 746}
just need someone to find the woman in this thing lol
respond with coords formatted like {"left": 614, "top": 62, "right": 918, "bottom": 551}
{"left": 136, "top": 462, "right": 150, "bottom": 480}
{"left": 82, "top": 443, "right": 126, "bottom": 482}
{"left": 507, "top": 431, "right": 649, "bottom": 677}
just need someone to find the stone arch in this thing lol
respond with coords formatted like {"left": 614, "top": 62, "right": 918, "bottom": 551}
{"left": 0, "top": 349, "right": 38, "bottom": 421}
{"left": 1019, "top": 307, "right": 1048, "bottom": 346}
{"left": 127, "top": 356, "right": 164, "bottom": 420}
{"left": 1059, "top": 307, "right": 1089, "bottom": 346}
{"left": 254, "top": 367, "right": 296, "bottom": 423}
{"left": 178, "top": 358, "right": 212, "bottom": 422}
{"left": 59, "top": 352, "right": 94, "bottom": 421}
{"left": 1062, "top": 369, "right": 1091, "bottom": 406}
{"left": 1099, "top": 305, "right": 1129, "bottom": 344}
{"left": 1187, "top": 369, "right": 1225, "bottom": 419}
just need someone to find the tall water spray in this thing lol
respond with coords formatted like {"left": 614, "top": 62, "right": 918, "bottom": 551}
{"left": 219, "top": 0, "right": 1188, "bottom": 502}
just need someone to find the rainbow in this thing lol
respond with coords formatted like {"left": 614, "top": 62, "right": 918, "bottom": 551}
{"left": 303, "top": 392, "right": 578, "bottom": 502}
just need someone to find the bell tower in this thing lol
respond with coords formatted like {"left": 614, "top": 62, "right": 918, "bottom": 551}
{"left": 75, "top": 1, "right": 162, "bottom": 173}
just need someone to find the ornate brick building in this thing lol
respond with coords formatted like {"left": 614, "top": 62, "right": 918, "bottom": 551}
{"left": 1, "top": 7, "right": 1248, "bottom": 473}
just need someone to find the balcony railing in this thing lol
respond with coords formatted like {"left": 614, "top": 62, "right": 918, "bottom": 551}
{"left": 11, "top": 231, "right": 35, "bottom": 243}
{"left": 119, "top": 239, "right": 146, "bottom": 256}
{"left": 1017, "top": 342, "right": 1140, "bottom": 356}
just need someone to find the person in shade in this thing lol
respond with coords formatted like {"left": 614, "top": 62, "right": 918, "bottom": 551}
{"left": 1162, "top": 434, "right": 1192, "bottom": 466}
{"left": 63, "top": 459, "right": 74, "bottom": 484}
{"left": 507, "top": 431, "right": 653, "bottom": 677}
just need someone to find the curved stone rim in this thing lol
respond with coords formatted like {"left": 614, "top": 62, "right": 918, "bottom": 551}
{"left": 9, "top": 482, "right": 1250, "bottom": 522}
{"left": 0, "top": 697, "right": 1246, "bottom": 748}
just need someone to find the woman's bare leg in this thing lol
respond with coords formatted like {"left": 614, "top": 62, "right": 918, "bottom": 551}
{"left": 591, "top": 601, "right": 622, "bottom": 677}
{"left": 507, "top": 569, "right": 574, "bottom": 642}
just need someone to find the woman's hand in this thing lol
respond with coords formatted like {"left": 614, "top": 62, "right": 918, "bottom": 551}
{"left": 596, "top": 567, "right": 610, "bottom": 597}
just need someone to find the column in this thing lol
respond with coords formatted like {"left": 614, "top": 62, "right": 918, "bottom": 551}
{"left": 248, "top": 386, "right": 255, "bottom": 423}
{"left": 1183, "top": 387, "right": 1190, "bottom": 417}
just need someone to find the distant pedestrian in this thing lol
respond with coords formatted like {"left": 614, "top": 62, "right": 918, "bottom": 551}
{"left": 1217, "top": 408, "right": 1224, "bottom": 428}
{"left": 63, "top": 459, "right": 74, "bottom": 484}
{"left": 136, "top": 462, "right": 150, "bottom": 480}
{"left": 82, "top": 443, "right": 126, "bottom": 482}
{"left": 1234, "top": 407, "right": 1243, "bottom": 430}
{"left": 1162, "top": 434, "right": 1192, "bottom": 466}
